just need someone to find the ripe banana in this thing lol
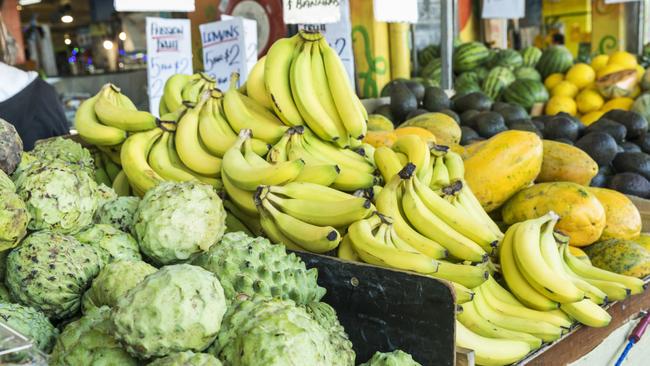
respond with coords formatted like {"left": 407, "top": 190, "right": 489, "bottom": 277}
{"left": 162, "top": 73, "right": 191, "bottom": 113}
{"left": 560, "top": 299, "right": 611, "bottom": 328}
{"left": 222, "top": 172, "right": 258, "bottom": 217}
{"left": 148, "top": 131, "right": 196, "bottom": 182}
{"left": 223, "top": 200, "right": 263, "bottom": 237}
{"left": 294, "top": 164, "right": 340, "bottom": 186}
{"left": 452, "top": 282, "right": 475, "bottom": 304}
{"left": 120, "top": 127, "right": 164, "bottom": 195}
{"left": 258, "top": 206, "right": 304, "bottom": 252}
{"left": 455, "top": 320, "right": 532, "bottom": 366}
{"left": 338, "top": 234, "right": 360, "bottom": 262}
{"left": 111, "top": 170, "right": 131, "bottom": 196}
{"left": 181, "top": 73, "right": 215, "bottom": 104}
{"left": 246, "top": 56, "right": 274, "bottom": 110}
{"left": 268, "top": 181, "right": 355, "bottom": 202}
{"left": 301, "top": 129, "right": 375, "bottom": 174}
{"left": 444, "top": 150, "right": 465, "bottom": 181}
{"left": 391, "top": 135, "right": 430, "bottom": 180}
{"left": 264, "top": 34, "right": 304, "bottom": 126}
{"left": 430, "top": 155, "right": 450, "bottom": 189}
{"left": 267, "top": 131, "right": 291, "bottom": 163}
{"left": 166, "top": 133, "right": 222, "bottom": 187}
{"left": 374, "top": 146, "right": 404, "bottom": 182}
{"left": 453, "top": 184, "right": 504, "bottom": 238}
{"left": 175, "top": 97, "right": 222, "bottom": 176}
{"left": 75, "top": 95, "right": 127, "bottom": 146}
{"left": 95, "top": 84, "right": 157, "bottom": 131}
{"left": 433, "top": 260, "right": 488, "bottom": 289}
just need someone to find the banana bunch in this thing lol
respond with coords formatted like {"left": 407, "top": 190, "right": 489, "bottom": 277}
{"left": 256, "top": 182, "right": 374, "bottom": 253}
{"left": 248, "top": 31, "right": 367, "bottom": 146}
{"left": 160, "top": 72, "right": 216, "bottom": 115}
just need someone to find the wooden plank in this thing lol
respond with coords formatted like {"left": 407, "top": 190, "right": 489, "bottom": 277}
{"left": 456, "top": 347, "right": 475, "bottom": 366}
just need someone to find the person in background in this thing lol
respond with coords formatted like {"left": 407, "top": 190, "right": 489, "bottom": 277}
{"left": 0, "top": 0, "right": 68, "bottom": 150}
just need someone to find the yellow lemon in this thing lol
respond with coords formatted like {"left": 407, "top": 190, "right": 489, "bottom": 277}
{"left": 551, "top": 81, "right": 579, "bottom": 98}
{"left": 546, "top": 96, "right": 578, "bottom": 116}
{"left": 580, "top": 110, "right": 605, "bottom": 126}
{"left": 597, "top": 63, "right": 626, "bottom": 79}
{"left": 566, "top": 63, "right": 596, "bottom": 89}
{"left": 544, "top": 73, "right": 565, "bottom": 90}
{"left": 601, "top": 97, "right": 635, "bottom": 112}
{"left": 576, "top": 89, "right": 605, "bottom": 114}
{"left": 608, "top": 51, "right": 638, "bottom": 69}
{"left": 591, "top": 54, "right": 609, "bottom": 72}
{"left": 636, "top": 65, "right": 646, "bottom": 81}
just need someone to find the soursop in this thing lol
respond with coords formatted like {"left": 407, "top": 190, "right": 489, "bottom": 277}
{"left": 210, "top": 297, "right": 337, "bottom": 365}
{"left": 360, "top": 350, "right": 422, "bottom": 366}
{"left": 0, "top": 118, "right": 22, "bottom": 175}
{"left": 134, "top": 181, "right": 226, "bottom": 265}
{"left": 94, "top": 196, "right": 140, "bottom": 234}
{"left": 49, "top": 306, "right": 138, "bottom": 366}
{"left": 0, "top": 191, "right": 30, "bottom": 251}
{"left": 148, "top": 351, "right": 223, "bottom": 366}
{"left": 0, "top": 302, "right": 58, "bottom": 358}
{"left": 31, "top": 137, "right": 94, "bottom": 176}
{"left": 0, "top": 169, "right": 14, "bottom": 191}
{"left": 305, "top": 302, "right": 355, "bottom": 366}
{"left": 14, "top": 161, "right": 98, "bottom": 234}
{"left": 112, "top": 264, "right": 227, "bottom": 358}
{"left": 74, "top": 224, "right": 141, "bottom": 263}
{"left": 193, "top": 232, "right": 325, "bottom": 304}
{"left": 82, "top": 260, "right": 156, "bottom": 313}
{"left": 5, "top": 231, "right": 104, "bottom": 319}
{"left": 96, "top": 183, "right": 118, "bottom": 207}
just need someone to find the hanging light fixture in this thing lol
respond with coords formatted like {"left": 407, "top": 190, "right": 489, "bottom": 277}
{"left": 60, "top": 2, "right": 73, "bottom": 23}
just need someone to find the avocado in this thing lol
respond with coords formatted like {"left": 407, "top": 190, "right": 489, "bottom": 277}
{"left": 423, "top": 86, "right": 451, "bottom": 112}
{"left": 532, "top": 119, "right": 546, "bottom": 135}
{"left": 599, "top": 164, "right": 614, "bottom": 176}
{"left": 616, "top": 145, "right": 625, "bottom": 153}
{"left": 373, "top": 104, "right": 395, "bottom": 124}
{"left": 612, "top": 152, "right": 650, "bottom": 180}
{"left": 380, "top": 78, "right": 409, "bottom": 98}
{"left": 608, "top": 172, "right": 650, "bottom": 198}
{"left": 507, "top": 119, "right": 542, "bottom": 137}
{"left": 543, "top": 115, "right": 581, "bottom": 141}
{"left": 406, "top": 109, "right": 430, "bottom": 120}
{"left": 439, "top": 109, "right": 460, "bottom": 124}
{"left": 460, "top": 126, "right": 480, "bottom": 145}
{"left": 460, "top": 110, "right": 481, "bottom": 127}
{"left": 632, "top": 133, "right": 650, "bottom": 153}
{"left": 491, "top": 101, "right": 510, "bottom": 113}
{"left": 590, "top": 170, "right": 609, "bottom": 188}
{"left": 494, "top": 104, "right": 528, "bottom": 124}
{"left": 620, "top": 141, "right": 642, "bottom": 153}
{"left": 404, "top": 80, "right": 426, "bottom": 104}
{"left": 390, "top": 82, "right": 418, "bottom": 122}
{"left": 557, "top": 112, "right": 586, "bottom": 134}
{"left": 585, "top": 118, "right": 627, "bottom": 143}
{"left": 602, "top": 110, "right": 649, "bottom": 139}
{"left": 555, "top": 138, "right": 575, "bottom": 146}
{"left": 475, "top": 112, "right": 507, "bottom": 138}
{"left": 452, "top": 92, "right": 493, "bottom": 113}
{"left": 575, "top": 132, "right": 619, "bottom": 166}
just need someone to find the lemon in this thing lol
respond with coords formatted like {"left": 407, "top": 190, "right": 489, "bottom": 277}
{"left": 580, "top": 110, "right": 605, "bottom": 126}
{"left": 597, "top": 63, "right": 626, "bottom": 79}
{"left": 544, "top": 73, "right": 565, "bottom": 90}
{"left": 608, "top": 51, "right": 638, "bottom": 69}
{"left": 566, "top": 63, "right": 596, "bottom": 89}
{"left": 551, "top": 81, "right": 579, "bottom": 98}
{"left": 576, "top": 89, "right": 604, "bottom": 114}
{"left": 546, "top": 96, "right": 578, "bottom": 116}
{"left": 601, "top": 97, "right": 635, "bottom": 112}
{"left": 591, "top": 54, "right": 609, "bottom": 72}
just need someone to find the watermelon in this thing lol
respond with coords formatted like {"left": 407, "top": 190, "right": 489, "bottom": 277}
{"left": 502, "top": 79, "right": 549, "bottom": 110}
{"left": 482, "top": 67, "right": 516, "bottom": 100}
{"left": 514, "top": 66, "right": 542, "bottom": 81}
{"left": 454, "top": 79, "right": 482, "bottom": 98}
{"left": 453, "top": 42, "right": 490, "bottom": 72}
{"left": 419, "top": 58, "right": 442, "bottom": 82}
{"left": 475, "top": 67, "right": 490, "bottom": 82}
{"left": 632, "top": 93, "right": 650, "bottom": 122}
{"left": 521, "top": 46, "right": 542, "bottom": 67}
{"left": 456, "top": 72, "right": 480, "bottom": 86}
{"left": 536, "top": 45, "right": 574, "bottom": 78}
{"left": 488, "top": 49, "right": 524, "bottom": 70}
{"left": 418, "top": 45, "right": 440, "bottom": 68}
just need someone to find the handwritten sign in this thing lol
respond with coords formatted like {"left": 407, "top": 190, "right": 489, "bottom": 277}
{"left": 298, "top": 0, "right": 355, "bottom": 87}
{"left": 200, "top": 18, "right": 249, "bottom": 91}
{"left": 373, "top": 0, "right": 418, "bottom": 23}
{"left": 482, "top": 0, "right": 525, "bottom": 19}
{"left": 283, "top": 0, "right": 341, "bottom": 24}
{"left": 115, "top": 0, "right": 195, "bottom": 12}
{"left": 146, "top": 17, "right": 193, "bottom": 115}
{"left": 222, "top": 15, "right": 258, "bottom": 79}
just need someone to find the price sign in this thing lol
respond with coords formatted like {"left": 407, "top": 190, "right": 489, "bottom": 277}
{"left": 115, "top": 0, "right": 195, "bottom": 12}
{"left": 482, "top": 0, "right": 525, "bottom": 19}
{"left": 298, "top": 0, "right": 355, "bottom": 87}
{"left": 200, "top": 18, "right": 249, "bottom": 91}
{"left": 146, "top": 17, "right": 193, "bottom": 115}
{"left": 222, "top": 15, "right": 258, "bottom": 80}
{"left": 283, "top": 0, "right": 341, "bottom": 24}
{"left": 373, "top": 0, "right": 418, "bottom": 23}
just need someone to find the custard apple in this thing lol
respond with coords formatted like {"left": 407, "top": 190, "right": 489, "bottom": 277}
{"left": 193, "top": 232, "right": 325, "bottom": 304}
{"left": 148, "top": 352, "right": 223, "bottom": 366}
{"left": 0, "top": 283, "right": 10, "bottom": 302}
{"left": 0, "top": 302, "right": 58, "bottom": 358}
{"left": 14, "top": 161, "right": 98, "bottom": 234}
{"left": 0, "top": 169, "right": 14, "bottom": 191}
{"left": 82, "top": 260, "right": 156, "bottom": 313}
{"left": 74, "top": 224, "right": 141, "bottom": 263}
{"left": 10, "top": 151, "right": 35, "bottom": 182}
{"left": 112, "top": 264, "right": 227, "bottom": 358}
{"left": 31, "top": 137, "right": 94, "bottom": 176}
{"left": 49, "top": 306, "right": 138, "bottom": 366}
{"left": 94, "top": 196, "right": 140, "bottom": 234}
{"left": 360, "top": 350, "right": 422, "bottom": 366}
{"left": 0, "top": 191, "right": 30, "bottom": 251}
{"left": 305, "top": 302, "right": 355, "bottom": 366}
{"left": 0, "top": 250, "right": 7, "bottom": 281}
{"left": 0, "top": 118, "right": 22, "bottom": 175}
{"left": 210, "top": 297, "right": 336, "bottom": 365}
{"left": 96, "top": 183, "right": 118, "bottom": 207}
{"left": 134, "top": 181, "right": 226, "bottom": 265}
{"left": 5, "top": 231, "right": 104, "bottom": 319}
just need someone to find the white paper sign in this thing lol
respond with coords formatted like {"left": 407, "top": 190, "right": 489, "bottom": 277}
{"left": 200, "top": 19, "right": 249, "bottom": 91}
{"left": 146, "top": 17, "right": 193, "bottom": 115}
{"left": 222, "top": 15, "right": 258, "bottom": 78}
{"left": 115, "top": 0, "right": 195, "bottom": 12}
{"left": 298, "top": 0, "right": 355, "bottom": 87}
{"left": 373, "top": 0, "right": 419, "bottom": 23}
{"left": 482, "top": 0, "right": 525, "bottom": 19}
{"left": 283, "top": 0, "right": 341, "bottom": 24}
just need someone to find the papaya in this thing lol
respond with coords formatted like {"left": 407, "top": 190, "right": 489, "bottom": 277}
{"left": 635, "top": 233, "right": 650, "bottom": 251}
{"left": 588, "top": 187, "right": 642, "bottom": 240}
{"left": 368, "top": 114, "right": 395, "bottom": 131}
{"left": 399, "top": 112, "right": 461, "bottom": 146}
{"left": 363, "top": 130, "right": 397, "bottom": 148}
{"left": 569, "top": 246, "right": 592, "bottom": 265}
{"left": 393, "top": 127, "right": 437, "bottom": 144}
{"left": 502, "top": 182, "right": 606, "bottom": 246}
{"left": 537, "top": 140, "right": 598, "bottom": 185}
{"left": 583, "top": 239, "right": 650, "bottom": 278}
{"left": 464, "top": 131, "right": 543, "bottom": 212}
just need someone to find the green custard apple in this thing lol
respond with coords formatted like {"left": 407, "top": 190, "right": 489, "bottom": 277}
{"left": 0, "top": 190, "right": 30, "bottom": 251}
{"left": 0, "top": 283, "right": 11, "bottom": 302}
{"left": 305, "top": 302, "right": 355, "bottom": 366}
{"left": 0, "top": 169, "right": 14, "bottom": 192}
{"left": 9, "top": 151, "right": 34, "bottom": 182}
{"left": 0, "top": 118, "right": 22, "bottom": 175}
{"left": 31, "top": 137, "right": 94, "bottom": 177}
{"left": 0, "top": 250, "right": 7, "bottom": 281}
{"left": 94, "top": 196, "right": 140, "bottom": 234}
{"left": 360, "top": 350, "right": 422, "bottom": 366}
{"left": 0, "top": 302, "right": 58, "bottom": 358}
{"left": 74, "top": 224, "right": 141, "bottom": 263}
{"left": 148, "top": 351, "right": 223, "bottom": 366}
{"left": 95, "top": 183, "right": 118, "bottom": 208}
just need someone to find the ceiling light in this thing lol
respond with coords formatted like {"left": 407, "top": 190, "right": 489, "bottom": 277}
{"left": 18, "top": 0, "right": 42, "bottom": 6}
{"left": 119, "top": 32, "right": 127, "bottom": 41}
{"left": 64, "top": 38, "right": 71, "bottom": 45}
{"left": 61, "top": 15, "right": 73, "bottom": 23}
{"left": 103, "top": 40, "right": 114, "bottom": 50}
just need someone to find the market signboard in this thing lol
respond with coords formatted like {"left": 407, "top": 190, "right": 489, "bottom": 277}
{"left": 145, "top": 17, "right": 193, "bottom": 115}
{"left": 283, "top": 0, "right": 342, "bottom": 24}
{"left": 199, "top": 18, "right": 250, "bottom": 91}
{"left": 115, "top": 0, "right": 195, "bottom": 12}
{"left": 482, "top": 0, "right": 525, "bottom": 19}
{"left": 373, "top": 0, "right": 419, "bottom": 23}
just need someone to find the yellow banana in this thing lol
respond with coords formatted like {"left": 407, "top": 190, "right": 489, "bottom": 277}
{"left": 391, "top": 135, "right": 430, "bottom": 180}
{"left": 301, "top": 129, "right": 375, "bottom": 174}
{"left": 258, "top": 207, "right": 304, "bottom": 252}
{"left": 223, "top": 200, "right": 262, "bottom": 237}
{"left": 452, "top": 282, "right": 475, "bottom": 304}
{"left": 162, "top": 73, "right": 191, "bottom": 112}
{"left": 444, "top": 150, "right": 465, "bottom": 181}
{"left": 111, "top": 170, "right": 131, "bottom": 196}
{"left": 338, "top": 234, "right": 360, "bottom": 262}
{"left": 166, "top": 133, "right": 222, "bottom": 187}
{"left": 455, "top": 320, "right": 532, "bottom": 366}
{"left": 430, "top": 156, "right": 450, "bottom": 189}
{"left": 264, "top": 35, "right": 304, "bottom": 126}
{"left": 120, "top": 127, "right": 164, "bottom": 194}
{"left": 75, "top": 95, "right": 127, "bottom": 146}
{"left": 560, "top": 299, "right": 611, "bottom": 328}
{"left": 267, "top": 131, "right": 291, "bottom": 163}
{"left": 246, "top": 56, "right": 274, "bottom": 110}
{"left": 222, "top": 171, "right": 258, "bottom": 217}
{"left": 175, "top": 97, "right": 223, "bottom": 176}
{"left": 454, "top": 184, "right": 504, "bottom": 238}
{"left": 94, "top": 84, "right": 157, "bottom": 131}
{"left": 148, "top": 131, "right": 196, "bottom": 182}
{"left": 294, "top": 164, "right": 340, "bottom": 186}
{"left": 374, "top": 146, "right": 404, "bottom": 182}
{"left": 432, "top": 261, "right": 488, "bottom": 289}
{"left": 268, "top": 181, "right": 355, "bottom": 202}
{"left": 181, "top": 73, "right": 214, "bottom": 104}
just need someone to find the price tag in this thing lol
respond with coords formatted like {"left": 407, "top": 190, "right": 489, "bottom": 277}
{"left": 115, "top": 0, "right": 195, "bottom": 12}
{"left": 146, "top": 17, "right": 193, "bottom": 115}
{"left": 482, "top": 0, "right": 525, "bottom": 19}
{"left": 200, "top": 18, "right": 249, "bottom": 91}
{"left": 298, "top": 0, "right": 355, "bottom": 87}
{"left": 373, "top": 0, "right": 418, "bottom": 23}
{"left": 283, "top": 0, "right": 341, "bottom": 24}
{"left": 222, "top": 15, "right": 258, "bottom": 80}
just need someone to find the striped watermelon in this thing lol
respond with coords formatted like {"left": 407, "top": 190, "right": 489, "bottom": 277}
{"left": 456, "top": 71, "right": 480, "bottom": 86}
{"left": 521, "top": 46, "right": 542, "bottom": 67}
{"left": 514, "top": 66, "right": 542, "bottom": 81}
{"left": 454, "top": 80, "right": 482, "bottom": 98}
{"left": 488, "top": 49, "right": 523, "bottom": 70}
{"left": 502, "top": 79, "right": 549, "bottom": 110}
{"left": 482, "top": 67, "right": 516, "bottom": 100}
{"left": 418, "top": 45, "right": 439, "bottom": 68}
{"left": 536, "top": 46, "right": 574, "bottom": 78}
{"left": 419, "top": 58, "right": 442, "bottom": 82}
{"left": 475, "top": 67, "right": 490, "bottom": 82}
{"left": 453, "top": 42, "right": 490, "bottom": 72}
